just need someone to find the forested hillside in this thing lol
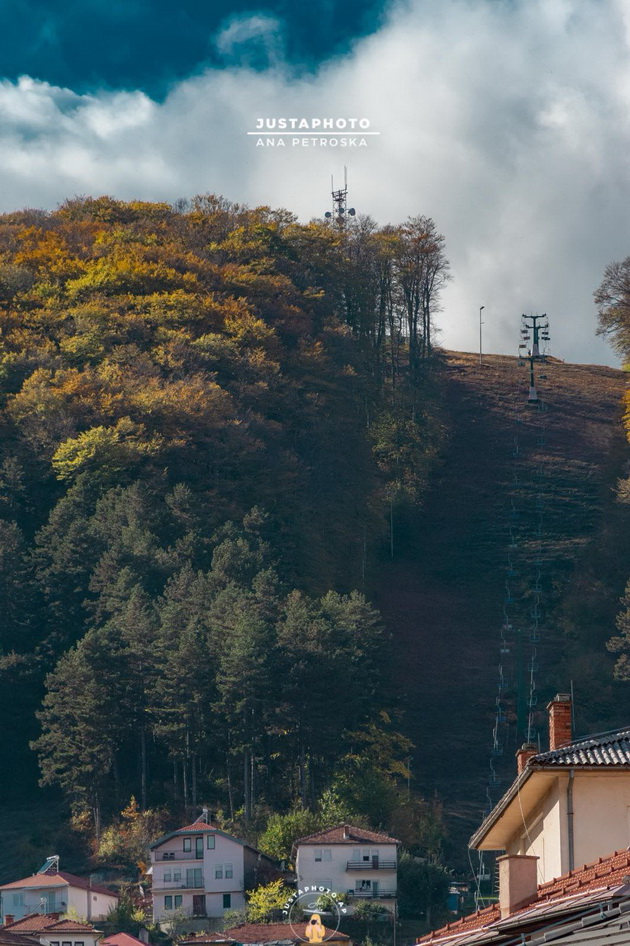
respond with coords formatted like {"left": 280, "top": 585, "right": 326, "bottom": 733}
{"left": 0, "top": 196, "right": 449, "bottom": 869}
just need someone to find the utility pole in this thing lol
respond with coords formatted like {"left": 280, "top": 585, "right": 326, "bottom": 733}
{"left": 518, "top": 314, "right": 550, "bottom": 405}
{"left": 479, "top": 306, "right": 485, "bottom": 365}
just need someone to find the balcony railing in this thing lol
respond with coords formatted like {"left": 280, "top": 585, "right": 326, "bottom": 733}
{"left": 154, "top": 851, "right": 204, "bottom": 862}
{"left": 346, "top": 861, "right": 397, "bottom": 871}
{"left": 153, "top": 878, "right": 205, "bottom": 890}
{"left": 349, "top": 890, "right": 397, "bottom": 900}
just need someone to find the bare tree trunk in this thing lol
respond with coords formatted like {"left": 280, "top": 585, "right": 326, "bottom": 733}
{"left": 192, "top": 751, "right": 197, "bottom": 808}
{"left": 140, "top": 727, "right": 147, "bottom": 810}
{"left": 243, "top": 750, "right": 251, "bottom": 821}
{"left": 227, "top": 756, "right": 235, "bottom": 821}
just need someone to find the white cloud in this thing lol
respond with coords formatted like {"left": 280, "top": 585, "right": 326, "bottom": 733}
{"left": 0, "top": 0, "right": 629, "bottom": 365}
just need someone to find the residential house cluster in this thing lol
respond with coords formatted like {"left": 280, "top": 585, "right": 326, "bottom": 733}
{"left": 0, "top": 818, "right": 401, "bottom": 938}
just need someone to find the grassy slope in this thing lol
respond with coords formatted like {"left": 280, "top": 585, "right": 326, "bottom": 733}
{"left": 375, "top": 351, "right": 629, "bottom": 865}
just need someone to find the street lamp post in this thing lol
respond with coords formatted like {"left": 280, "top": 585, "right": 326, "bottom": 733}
{"left": 479, "top": 306, "right": 485, "bottom": 365}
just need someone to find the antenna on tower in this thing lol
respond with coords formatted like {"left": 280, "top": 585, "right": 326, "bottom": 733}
{"left": 324, "top": 166, "right": 356, "bottom": 226}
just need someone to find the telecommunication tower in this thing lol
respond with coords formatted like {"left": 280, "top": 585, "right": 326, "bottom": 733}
{"left": 324, "top": 166, "right": 356, "bottom": 226}
{"left": 518, "top": 314, "right": 550, "bottom": 404}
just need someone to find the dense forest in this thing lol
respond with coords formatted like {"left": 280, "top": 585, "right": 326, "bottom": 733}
{"left": 595, "top": 259, "right": 630, "bottom": 679}
{"left": 0, "top": 196, "right": 451, "bottom": 859}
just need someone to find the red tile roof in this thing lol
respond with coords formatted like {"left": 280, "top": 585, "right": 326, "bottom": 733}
{"left": 294, "top": 825, "right": 399, "bottom": 846}
{"left": 5, "top": 914, "right": 100, "bottom": 934}
{"left": 100, "top": 933, "right": 148, "bottom": 946}
{"left": 178, "top": 822, "right": 218, "bottom": 833}
{"left": 0, "top": 872, "right": 117, "bottom": 900}
{"left": 0, "top": 932, "right": 40, "bottom": 946}
{"left": 182, "top": 923, "right": 351, "bottom": 944}
{"left": 418, "top": 848, "right": 630, "bottom": 945}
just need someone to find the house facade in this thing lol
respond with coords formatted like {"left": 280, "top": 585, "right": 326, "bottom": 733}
{"left": 150, "top": 818, "right": 274, "bottom": 924}
{"left": 293, "top": 825, "right": 399, "bottom": 911}
{"left": 0, "top": 868, "right": 117, "bottom": 924}
{"left": 469, "top": 695, "right": 630, "bottom": 884}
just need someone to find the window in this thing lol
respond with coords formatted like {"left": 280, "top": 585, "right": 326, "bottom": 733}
{"left": 162, "top": 852, "right": 174, "bottom": 860}
{"left": 164, "top": 871, "right": 172, "bottom": 882}
{"left": 215, "top": 865, "right": 224, "bottom": 879}
{"left": 62, "top": 940, "right": 72, "bottom": 946}
{"left": 164, "top": 896, "right": 173, "bottom": 910}
{"left": 174, "top": 871, "right": 181, "bottom": 882}
{"left": 207, "top": 835, "right": 216, "bottom": 849}
{"left": 223, "top": 894, "right": 231, "bottom": 910}
{"left": 186, "top": 868, "right": 203, "bottom": 888}
{"left": 357, "top": 880, "right": 371, "bottom": 891}
{"left": 352, "top": 850, "right": 361, "bottom": 861}
{"left": 314, "top": 849, "right": 322, "bottom": 862}
{"left": 75, "top": 941, "right": 85, "bottom": 946}
{"left": 174, "top": 896, "right": 182, "bottom": 908}
{"left": 195, "top": 836, "right": 204, "bottom": 859}
{"left": 183, "top": 837, "right": 192, "bottom": 852}
{"left": 323, "top": 850, "right": 332, "bottom": 861}
{"left": 12, "top": 893, "right": 25, "bottom": 907}
{"left": 225, "top": 863, "right": 233, "bottom": 879}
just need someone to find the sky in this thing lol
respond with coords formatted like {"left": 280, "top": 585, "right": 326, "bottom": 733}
{"left": 1, "top": 0, "right": 629, "bottom": 366}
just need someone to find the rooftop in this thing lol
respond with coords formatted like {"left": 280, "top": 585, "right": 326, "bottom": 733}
{"left": 294, "top": 825, "right": 399, "bottom": 846}
{"left": 4, "top": 915, "right": 101, "bottom": 934}
{"left": 419, "top": 848, "right": 630, "bottom": 946}
{"left": 0, "top": 872, "right": 117, "bottom": 899}
{"left": 100, "top": 933, "right": 148, "bottom": 946}
{"left": 181, "top": 923, "right": 351, "bottom": 944}
{"left": 529, "top": 728, "right": 630, "bottom": 767}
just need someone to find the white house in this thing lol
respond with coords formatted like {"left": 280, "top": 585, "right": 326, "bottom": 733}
{"left": 150, "top": 816, "right": 275, "bottom": 924}
{"left": 293, "top": 825, "right": 399, "bottom": 911}
{"left": 0, "top": 862, "right": 118, "bottom": 924}
{"left": 3, "top": 913, "right": 102, "bottom": 946}
{"left": 470, "top": 693, "right": 630, "bottom": 883}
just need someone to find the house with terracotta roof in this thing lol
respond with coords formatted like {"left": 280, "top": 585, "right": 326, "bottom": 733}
{"left": 417, "top": 848, "right": 630, "bottom": 946}
{"left": 293, "top": 825, "right": 399, "bottom": 911}
{"left": 0, "top": 929, "right": 40, "bottom": 946}
{"left": 99, "top": 933, "right": 147, "bottom": 946}
{"left": 2, "top": 913, "right": 102, "bottom": 946}
{"left": 150, "top": 814, "right": 276, "bottom": 925}
{"left": 179, "top": 921, "right": 353, "bottom": 946}
{"left": 0, "top": 861, "right": 118, "bottom": 924}
{"left": 469, "top": 694, "right": 630, "bottom": 884}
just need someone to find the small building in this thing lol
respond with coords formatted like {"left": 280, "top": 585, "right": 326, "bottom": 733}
{"left": 180, "top": 922, "right": 353, "bottom": 946}
{"left": 0, "top": 862, "right": 118, "bottom": 924}
{"left": 470, "top": 694, "right": 630, "bottom": 884}
{"left": 2, "top": 913, "right": 102, "bottom": 946}
{"left": 150, "top": 815, "right": 276, "bottom": 924}
{"left": 293, "top": 825, "right": 399, "bottom": 911}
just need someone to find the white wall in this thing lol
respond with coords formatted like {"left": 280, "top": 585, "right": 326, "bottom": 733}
{"left": 296, "top": 844, "right": 398, "bottom": 905}
{"left": 152, "top": 831, "right": 247, "bottom": 922}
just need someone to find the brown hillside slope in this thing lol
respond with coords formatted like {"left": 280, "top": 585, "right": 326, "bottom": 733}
{"left": 375, "top": 351, "right": 628, "bottom": 860}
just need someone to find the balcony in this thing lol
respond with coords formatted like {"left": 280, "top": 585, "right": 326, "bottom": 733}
{"left": 349, "top": 889, "right": 397, "bottom": 899}
{"left": 154, "top": 851, "right": 204, "bottom": 862}
{"left": 346, "top": 861, "right": 396, "bottom": 871}
{"left": 153, "top": 878, "right": 205, "bottom": 890}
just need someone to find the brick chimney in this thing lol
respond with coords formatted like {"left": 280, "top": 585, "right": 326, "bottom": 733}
{"left": 516, "top": 742, "right": 538, "bottom": 774}
{"left": 342, "top": 825, "right": 350, "bottom": 840}
{"left": 4, "top": 915, "right": 15, "bottom": 927}
{"left": 497, "top": 855, "right": 539, "bottom": 918}
{"left": 548, "top": 693, "right": 573, "bottom": 750}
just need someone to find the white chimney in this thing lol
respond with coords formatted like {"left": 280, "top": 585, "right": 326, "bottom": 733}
{"left": 497, "top": 855, "right": 539, "bottom": 918}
